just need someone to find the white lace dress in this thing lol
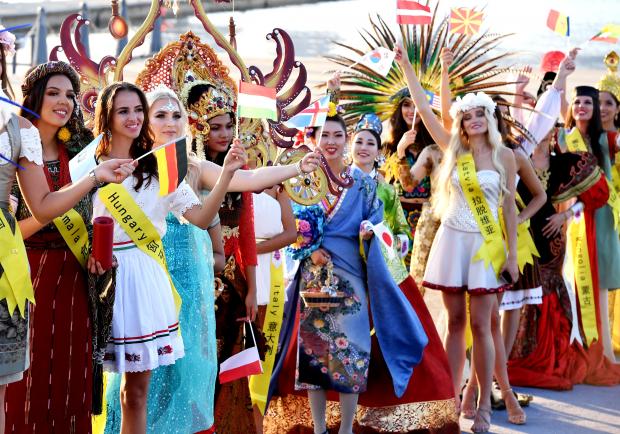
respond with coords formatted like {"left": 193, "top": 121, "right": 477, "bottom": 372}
{"left": 423, "top": 170, "right": 511, "bottom": 295}
{"left": 92, "top": 177, "right": 201, "bottom": 373}
{"left": 253, "top": 192, "right": 284, "bottom": 306}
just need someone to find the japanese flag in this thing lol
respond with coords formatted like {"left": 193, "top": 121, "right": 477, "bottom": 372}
{"left": 370, "top": 221, "right": 397, "bottom": 259}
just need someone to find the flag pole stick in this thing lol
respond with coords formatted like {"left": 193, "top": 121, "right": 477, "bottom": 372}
{"left": 246, "top": 319, "right": 263, "bottom": 372}
{"left": 133, "top": 136, "right": 185, "bottom": 162}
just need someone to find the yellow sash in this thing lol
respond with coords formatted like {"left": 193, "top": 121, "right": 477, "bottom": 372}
{"left": 566, "top": 216, "right": 599, "bottom": 344}
{"left": 514, "top": 193, "right": 540, "bottom": 272}
{"left": 97, "top": 184, "right": 181, "bottom": 313}
{"left": 53, "top": 209, "right": 90, "bottom": 268}
{"left": 457, "top": 153, "right": 505, "bottom": 276}
{"left": 249, "top": 251, "right": 285, "bottom": 415}
{"left": 0, "top": 210, "right": 34, "bottom": 317}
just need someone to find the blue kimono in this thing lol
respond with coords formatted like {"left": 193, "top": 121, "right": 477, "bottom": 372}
{"left": 269, "top": 170, "right": 427, "bottom": 404}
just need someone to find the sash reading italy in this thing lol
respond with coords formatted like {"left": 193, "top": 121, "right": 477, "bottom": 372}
{"left": 53, "top": 209, "right": 90, "bottom": 268}
{"left": 0, "top": 210, "right": 34, "bottom": 317}
{"left": 564, "top": 128, "right": 603, "bottom": 342}
{"left": 97, "top": 184, "right": 181, "bottom": 313}
{"left": 249, "top": 250, "right": 285, "bottom": 414}
{"left": 457, "top": 153, "right": 505, "bottom": 275}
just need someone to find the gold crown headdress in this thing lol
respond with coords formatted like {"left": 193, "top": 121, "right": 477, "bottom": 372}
{"left": 179, "top": 75, "right": 236, "bottom": 158}
{"left": 598, "top": 51, "right": 620, "bottom": 102}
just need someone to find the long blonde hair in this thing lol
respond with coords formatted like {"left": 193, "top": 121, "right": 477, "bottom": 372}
{"left": 145, "top": 86, "right": 203, "bottom": 194}
{"left": 432, "top": 107, "right": 508, "bottom": 217}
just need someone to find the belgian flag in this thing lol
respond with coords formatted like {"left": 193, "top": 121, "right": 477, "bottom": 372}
{"left": 155, "top": 137, "right": 188, "bottom": 196}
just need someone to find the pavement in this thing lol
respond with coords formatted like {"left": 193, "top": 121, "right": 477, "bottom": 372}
{"left": 460, "top": 383, "right": 620, "bottom": 434}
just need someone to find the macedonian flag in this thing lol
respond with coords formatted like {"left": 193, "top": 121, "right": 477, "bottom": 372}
{"left": 449, "top": 8, "right": 484, "bottom": 37}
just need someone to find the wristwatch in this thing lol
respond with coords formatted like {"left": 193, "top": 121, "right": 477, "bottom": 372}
{"left": 88, "top": 168, "right": 106, "bottom": 188}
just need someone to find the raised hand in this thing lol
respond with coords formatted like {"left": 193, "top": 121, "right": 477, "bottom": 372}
{"left": 327, "top": 72, "right": 341, "bottom": 92}
{"left": 222, "top": 138, "right": 248, "bottom": 173}
{"left": 515, "top": 66, "right": 532, "bottom": 92}
{"left": 393, "top": 45, "right": 405, "bottom": 65}
{"left": 440, "top": 47, "right": 454, "bottom": 70}
{"left": 299, "top": 151, "right": 320, "bottom": 173}
{"left": 96, "top": 159, "right": 136, "bottom": 184}
{"left": 397, "top": 129, "right": 417, "bottom": 159}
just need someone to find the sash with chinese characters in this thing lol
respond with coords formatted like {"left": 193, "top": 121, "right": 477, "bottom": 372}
{"left": 97, "top": 184, "right": 181, "bottom": 313}
{"left": 566, "top": 128, "right": 620, "bottom": 231}
{"left": 514, "top": 193, "right": 540, "bottom": 272}
{"left": 0, "top": 210, "right": 34, "bottom": 317}
{"left": 53, "top": 209, "right": 90, "bottom": 268}
{"left": 457, "top": 153, "right": 505, "bottom": 276}
{"left": 249, "top": 250, "right": 284, "bottom": 415}
{"left": 566, "top": 216, "right": 598, "bottom": 343}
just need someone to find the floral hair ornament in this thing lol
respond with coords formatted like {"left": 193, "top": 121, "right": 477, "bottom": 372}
{"left": 449, "top": 92, "right": 497, "bottom": 119}
{"left": 0, "top": 25, "right": 18, "bottom": 56}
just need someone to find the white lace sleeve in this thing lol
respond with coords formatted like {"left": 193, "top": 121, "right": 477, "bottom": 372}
{"left": 168, "top": 181, "right": 201, "bottom": 219}
{"left": 19, "top": 127, "right": 43, "bottom": 165}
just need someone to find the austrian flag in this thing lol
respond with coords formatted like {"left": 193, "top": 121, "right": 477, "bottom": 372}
{"left": 237, "top": 81, "right": 278, "bottom": 120}
{"left": 396, "top": 0, "right": 432, "bottom": 26}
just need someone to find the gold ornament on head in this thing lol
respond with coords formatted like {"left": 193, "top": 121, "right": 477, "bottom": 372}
{"left": 598, "top": 51, "right": 620, "bottom": 102}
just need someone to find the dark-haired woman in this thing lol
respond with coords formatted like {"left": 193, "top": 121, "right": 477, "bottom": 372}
{"left": 559, "top": 84, "right": 620, "bottom": 367}
{"left": 4, "top": 61, "right": 101, "bottom": 434}
{"left": 264, "top": 114, "right": 427, "bottom": 434}
{"left": 90, "top": 82, "right": 248, "bottom": 434}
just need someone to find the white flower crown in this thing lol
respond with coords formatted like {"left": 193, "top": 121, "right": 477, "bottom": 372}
{"left": 449, "top": 92, "right": 497, "bottom": 119}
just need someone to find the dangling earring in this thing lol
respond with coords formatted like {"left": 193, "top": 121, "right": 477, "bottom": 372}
{"left": 57, "top": 126, "right": 71, "bottom": 143}
{"left": 105, "top": 129, "right": 112, "bottom": 139}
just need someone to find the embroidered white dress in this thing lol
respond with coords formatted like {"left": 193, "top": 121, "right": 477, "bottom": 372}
{"left": 253, "top": 192, "right": 284, "bottom": 306}
{"left": 92, "top": 177, "right": 200, "bottom": 373}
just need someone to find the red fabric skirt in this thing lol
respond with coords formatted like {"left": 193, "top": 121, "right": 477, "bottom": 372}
{"left": 5, "top": 247, "right": 92, "bottom": 434}
{"left": 265, "top": 277, "right": 459, "bottom": 433}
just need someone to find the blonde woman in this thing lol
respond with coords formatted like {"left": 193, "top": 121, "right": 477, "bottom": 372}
{"left": 395, "top": 47, "right": 518, "bottom": 433}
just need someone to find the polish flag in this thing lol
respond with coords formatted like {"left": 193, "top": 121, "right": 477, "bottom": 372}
{"left": 219, "top": 346, "right": 263, "bottom": 384}
{"left": 396, "top": 0, "right": 432, "bottom": 26}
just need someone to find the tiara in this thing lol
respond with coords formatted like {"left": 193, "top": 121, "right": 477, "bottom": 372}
{"left": 598, "top": 51, "right": 620, "bottom": 102}
{"left": 181, "top": 80, "right": 236, "bottom": 127}
{"left": 449, "top": 92, "right": 497, "bottom": 119}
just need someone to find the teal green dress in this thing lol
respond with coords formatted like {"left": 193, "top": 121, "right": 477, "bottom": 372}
{"left": 103, "top": 213, "right": 218, "bottom": 433}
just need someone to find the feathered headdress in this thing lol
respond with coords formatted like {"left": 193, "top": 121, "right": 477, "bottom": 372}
{"left": 327, "top": 5, "right": 533, "bottom": 149}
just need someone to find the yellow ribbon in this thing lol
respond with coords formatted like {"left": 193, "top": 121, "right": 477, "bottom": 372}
{"left": 0, "top": 210, "right": 34, "bottom": 317}
{"left": 53, "top": 208, "right": 90, "bottom": 268}
{"left": 98, "top": 184, "right": 181, "bottom": 313}
{"left": 566, "top": 216, "right": 599, "bottom": 344}
{"left": 457, "top": 153, "right": 506, "bottom": 276}
{"left": 249, "top": 251, "right": 285, "bottom": 415}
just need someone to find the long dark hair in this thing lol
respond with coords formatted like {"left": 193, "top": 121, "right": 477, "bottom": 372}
{"left": 94, "top": 82, "right": 157, "bottom": 191}
{"left": 0, "top": 48, "right": 14, "bottom": 100}
{"left": 602, "top": 91, "right": 620, "bottom": 129}
{"left": 186, "top": 83, "right": 235, "bottom": 166}
{"left": 565, "top": 94, "right": 605, "bottom": 167}
{"left": 385, "top": 97, "right": 434, "bottom": 155}
{"left": 21, "top": 70, "right": 93, "bottom": 158}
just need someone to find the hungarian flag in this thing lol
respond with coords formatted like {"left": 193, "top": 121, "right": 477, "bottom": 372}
{"left": 155, "top": 137, "right": 188, "bottom": 196}
{"left": 219, "top": 346, "right": 263, "bottom": 384}
{"left": 284, "top": 95, "right": 330, "bottom": 130}
{"left": 591, "top": 24, "right": 620, "bottom": 44}
{"left": 396, "top": 0, "right": 432, "bottom": 26}
{"left": 449, "top": 8, "right": 484, "bottom": 37}
{"left": 237, "top": 81, "right": 278, "bottom": 120}
{"left": 359, "top": 47, "right": 396, "bottom": 77}
{"left": 546, "top": 9, "right": 570, "bottom": 37}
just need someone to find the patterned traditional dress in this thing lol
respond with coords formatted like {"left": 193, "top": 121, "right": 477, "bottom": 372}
{"left": 6, "top": 142, "right": 94, "bottom": 434}
{"left": 264, "top": 170, "right": 428, "bottom": 433}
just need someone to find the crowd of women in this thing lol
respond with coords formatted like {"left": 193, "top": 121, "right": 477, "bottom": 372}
{"left": 0, "top": 14, "right": 619, "bottom": 434}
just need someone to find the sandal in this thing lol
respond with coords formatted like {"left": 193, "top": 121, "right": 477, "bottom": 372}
{"left": 461, "top": 383, "right": 478, "bottom": 419}
{"left": 515, "top": 390, "right": 533, "bottom": 407}
{"left": 470, "top": 406, "right": 492, "bottom": 433}
{"left": 501, "top": 388, "right": 526, "bottom": 425}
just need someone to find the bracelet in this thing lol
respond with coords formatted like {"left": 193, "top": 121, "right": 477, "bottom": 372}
{"left": 295, "top": 160, "right": 304, "bottom": 176}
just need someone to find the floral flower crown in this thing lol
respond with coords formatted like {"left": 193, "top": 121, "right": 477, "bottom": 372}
{"left": 449, "top": 92, "right": 497, "bottom": 119}
{"left": 0, "top": 26, "right": 16, "bottom": 56}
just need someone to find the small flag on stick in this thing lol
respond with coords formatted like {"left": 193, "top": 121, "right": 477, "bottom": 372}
{"left": 591, "top": 24, "right": 620, "bottom": 44}
{"left": 155, "top": 137, "right": 188, "bottom": 196}
{"left": 237, "top": 81, "right": 278, "bottom": 121}
{"left": 449, "top": 8, "right": 484, "bottom": 37}
{"left": 219, "top": 321, "right": 263, "bottom": 384}
{"left": 424, "top": 89, "right": 442, "bottom": 111}
{"left": 359, "top": 47, "right": 396, "bottom": 77}
{"left": 546, "top": 9, "right": 570, "bottom": 37}
{"left": 284, "top": 96, "right": 330, "bottom": 130}
{"left": 396, "top": 0, "right": 432, "bottom": 26}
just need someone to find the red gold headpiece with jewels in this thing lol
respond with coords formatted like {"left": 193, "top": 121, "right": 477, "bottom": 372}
{"left": 598, "top": 51, "right": 620, "bottom": 102}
